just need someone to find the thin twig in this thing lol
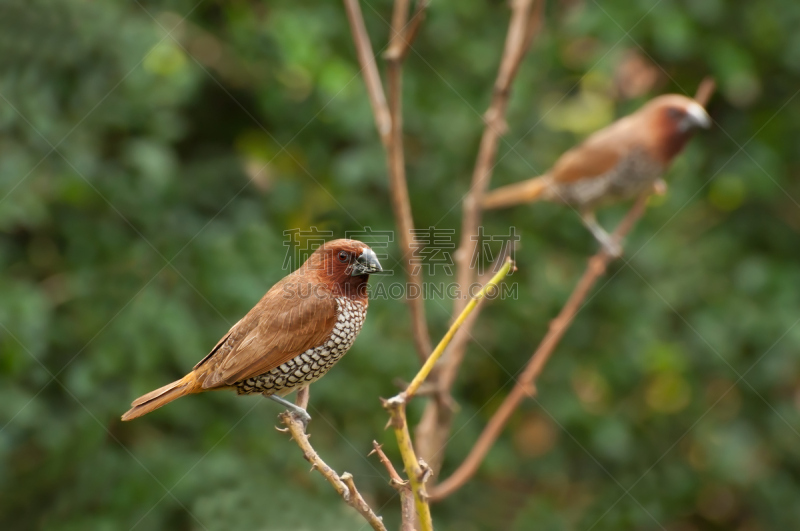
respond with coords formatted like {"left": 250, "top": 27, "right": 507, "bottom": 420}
{"left": 280, "top": 412, "right": 387, "bottom": 531}
{"left": 422, "top": 78, "right": 717, "bottom": 502}
{"left": 295, "top": 386, "right": 310, "bottom": 410}
{"left": 694, "top": 76, "right": 716, "bottom": 107}
{"left": 383, "top": 400, "right": 434, "bottom": 531}
{"left": 416, "top": 0, "right": 543, "bottom": 472}
{"left": 383, "top": 260, "right": 515, "bottom": 529}
{"left": 385, "top": 0, "right": 428, "bottom": 62}
{"left": 428, "top": 193, "right": 650, "bottom": 502}
{"left": 387, "top": 0, "right": 432, "bottom": 361}
{"left": 342, "top": 0, "right": 391, "bottom": 139}
{"left": 453, "top": 0, "right": 541, "bottom": 316}
{"left": 370, "top": 441, "right": 415, "bottom": 531}
{"left": 343, "top": 0, "right": 432, "bottom": 362}
{"left": 404, "top": 258, "right": 515, "bottom": 402}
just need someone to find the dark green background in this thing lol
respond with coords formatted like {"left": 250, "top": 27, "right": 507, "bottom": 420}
{"left": 2, "top": 0, "right": 799, "bottom": 529}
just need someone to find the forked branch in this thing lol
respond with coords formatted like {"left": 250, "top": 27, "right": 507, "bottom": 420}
{"left": 342, "top": 0, "right": 432, "bottom": 362}
{"left": 426, "top": 76, "right": 718, "bottom": 501}
{"left": 384, "top": 259, "right": 515, "bottom": 529}
{"left": 428, "top": 192, "right": 650, "bottom": 501}
{"left": 280, "top": 411, "right": 386, "bottom": 530}
{"left": 416, "top": 0, "right": 543, "bottom": 472}
{"left": 370, "top": 441, "right": 415, "bottom": 531}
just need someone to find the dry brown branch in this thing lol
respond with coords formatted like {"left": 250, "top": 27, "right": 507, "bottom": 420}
{"left": 279, "top": 411, "right": 387, "bottom": 531}
{"left": 343, "top": 0, "right": 432, "bottom": 363}
{"left": 295, "top": 386, "right": 310, "bottom": 410}
{"left": 416, "top": 0, "right": 543, "bottom": 472}
{"left": 429, "top": 77, "right": 716, "bottom": 501}
{"left": 385, "top": 0, "right": 428, "bottom": 63}
{"left": 342, "top": 0, "right": 391, "bottom": 139}
{"left": 427, "top": 193, "right": 651, "bottom": 501}
{"left": 383, "top": 399, "right": 434, "bottom": 531}
{"left": 383, "top": 260, "right": 514, "bottom": 530}
{"left": 370, "top": 441, "right": 415, "bottom": 531}
{"left": 694, "top": 76, "right": 716, "bottom": 107}
{"left": 453, "top": 0, "right": 542, "bottom": 316}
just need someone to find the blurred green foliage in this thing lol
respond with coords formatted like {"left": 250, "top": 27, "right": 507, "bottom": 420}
{"left": 1, "top": 0, "right": 800, "bottom": 529}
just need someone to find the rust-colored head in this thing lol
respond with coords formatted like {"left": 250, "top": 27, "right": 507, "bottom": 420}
{"left": 299, "top": 239, "right": 382, "bottom": 301}
{"left": 639, "top": 94, "right": 711, "bottom": 164}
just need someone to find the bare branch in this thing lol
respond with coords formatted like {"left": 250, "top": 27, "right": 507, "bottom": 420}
{"left": 342, "top": 0, "right": 392, "bottom": 140}
{"left": 370, "top": 441, "right": 415, "bottom": 531}
{"left": 343, "top": 0, "right": 432, "bottom": 362}
{"left": 385, "top": 0, "right": 428, "bottom": 63}
{"left": 383, "top": 398, "right": 434, "bottom": 531}
{"left": 416, "top": 0, "right": 542, "bottom": 472}
{"left": 280, "top": 412, "right": 387, "bottom": 531}
{"left": 295, "top": 386, "right": 310, "bottom": 410}
{"left": 453, "top": 0, "right": 541, "bottom": 317}
{"left": 428, "top": 193, "right": 651, "bottom": 502}
{"left": 694, "top": 76, "right": 716, "bottom": 107}
{"left": 402, "top": 259, "right": 515, "bottom": 402}
{"left": 386, "top": 0, "right": 432, "bottom": 361}
{"left": 382, "top": 260, "right": 515, "bottom": 528}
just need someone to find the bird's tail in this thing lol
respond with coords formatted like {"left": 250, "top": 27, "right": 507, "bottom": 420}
{"left": 482, "top": 175, "right": 551, "bottom": 209}
{"left": 121, "top": 373, "right": 199, "bottom": 421}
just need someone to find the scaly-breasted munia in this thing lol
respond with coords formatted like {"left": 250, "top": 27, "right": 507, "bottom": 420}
{"left": 122, "top": 239, "right": 383, "bottom": 425}
{"left": 482, "top": 94, "right": 711, "bottom": 255}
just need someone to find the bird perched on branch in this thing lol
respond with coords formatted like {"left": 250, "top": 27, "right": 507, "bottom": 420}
{"left": 122, "top": 239, "right": 383, "bottom": 426}
{"left": 483, "top": 94, "right": 711, "bottom": 255}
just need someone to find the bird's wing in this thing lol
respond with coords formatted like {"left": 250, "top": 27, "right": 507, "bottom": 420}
{"left": 550, "top": 118, "right": 638, "bottom": 184}
{"left": 196, "top": 279, "right": 339, "bottom": 389}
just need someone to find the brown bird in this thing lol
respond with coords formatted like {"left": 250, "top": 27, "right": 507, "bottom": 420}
{"left": 121, "top": 239, "right": 383, "bottom": 425}
{"left": 482, "top": 94, "right": 711, "bottom": 255}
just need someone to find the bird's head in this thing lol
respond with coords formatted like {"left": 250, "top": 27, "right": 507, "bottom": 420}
{"left": 302, "top": 239, "right": 383, "bottom": 301}
{"left": 643, "top": 94, "right": 711, "bottom": 163}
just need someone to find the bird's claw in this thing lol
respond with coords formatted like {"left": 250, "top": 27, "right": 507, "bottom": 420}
{"left": 291, "top": 409, "right": 312, "bottom": 431}
{"left": 601, "top": 238, "right": 624, "bottom": 258}
{"left": 651, "top": 178, "right": 668, "bottom": 196}
{"left": 266, "top": 393, "right": 312, "bottom": 431}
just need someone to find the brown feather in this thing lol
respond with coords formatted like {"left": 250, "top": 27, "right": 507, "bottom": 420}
{"left": 549, "top": 126, "right": 630, "bottom": 184}
{"left": 482, "top": 175, "right": 552, "bottom": 209}
{"left": 121, "top": 373, "right": 199, "bottom": 421}
{"left": 197, "top": 279, "right": 339, "bottom": 388}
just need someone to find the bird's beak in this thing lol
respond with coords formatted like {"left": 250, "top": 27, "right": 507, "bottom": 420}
{"left": 682, "top": 102, "right": 712, "bottom": 131}
{"left": 350, "top": 248, "right": 383, "bottom": 276}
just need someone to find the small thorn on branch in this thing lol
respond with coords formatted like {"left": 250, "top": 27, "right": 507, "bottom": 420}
{"left": 418, "top": 458, "right": 433, "bottom": 484}
{"left": 420, "top": 0, "right": 543, "bottom": 477}
{"left": 428, "top": 193, "right": 651, "bottom": 502}
{"left": 370, "top": 440, "right": 415, "bottom": 531}
{"left": 343, "top": 0, "right": 433, "bottom": 365}
{"left": 694, "top": 76, "right": 716, "bottom": 107}
{"left": 280, "top": 410, "right": 386, "bottom": 530}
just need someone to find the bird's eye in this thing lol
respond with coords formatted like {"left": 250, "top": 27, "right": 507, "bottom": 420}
{"left": 667, "top": 107, "right": 684, "bottom": 119}
{"left": 338, "top": 251, "right": 349, "bottom": 262}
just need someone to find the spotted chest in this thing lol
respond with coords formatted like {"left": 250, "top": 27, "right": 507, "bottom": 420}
{"left": 235, "top": 297, "right": 367, "bottom": 396}
{"left": 548, "top": 150, "right": 664, "bottom": 210}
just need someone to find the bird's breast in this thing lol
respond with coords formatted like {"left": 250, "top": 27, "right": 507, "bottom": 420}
{"left": 235, "top": 297, "right": 367, "bottom": 396}
{"left": 551, "top": 149, "right": 664, "bottom": 209}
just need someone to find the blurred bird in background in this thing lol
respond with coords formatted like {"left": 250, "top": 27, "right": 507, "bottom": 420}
{"left": 483, "top": 94, "right": 711, "bottom": 255}
{"left": 121, "top": 239, "right": 383, "bottom": 426}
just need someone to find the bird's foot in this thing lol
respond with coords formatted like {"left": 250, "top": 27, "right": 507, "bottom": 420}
{"left": 581, "top": 212, "right": 623, "bottom": 259}
{"left": 289, "top": 408, "right": 311, "bottom": 431}
{"left": 600, "top": 236, "right": 624, "bottom": 259}
{"left": 651, "top": 178, "right": 668, "bottom": 196}
{"left": 266, "top": 394, "right": 312, "bottom": 431}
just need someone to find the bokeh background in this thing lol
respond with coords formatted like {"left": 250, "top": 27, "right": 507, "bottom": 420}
{"left": 2, "top": 0, "right": 800, "bottom": 529}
